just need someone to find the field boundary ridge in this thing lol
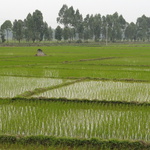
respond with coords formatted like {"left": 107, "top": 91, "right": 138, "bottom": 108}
{"left": 0, "top": 135, "right": 149, "bottom": 150}
{"left": 9, "top": 97, "right": 150, "bottom": 106}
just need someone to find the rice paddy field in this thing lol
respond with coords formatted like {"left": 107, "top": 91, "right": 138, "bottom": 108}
{"left": 0, "top": 45, "right": 150, "bottom": 149}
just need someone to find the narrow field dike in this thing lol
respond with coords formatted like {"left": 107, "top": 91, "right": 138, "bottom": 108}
{"left": 63, "top": 57, "right": 119, "bottom": 63}
{"left": 0, "top": 135, "right": 150, "bottom": 150}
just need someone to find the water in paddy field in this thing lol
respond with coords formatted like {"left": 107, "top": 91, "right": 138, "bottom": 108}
{"left": 0, "top": 75, "right": 150, "bottom": 102}
{"left": 0, "top": 101, "right": 149, "bottom": 141}
{"left": 35, "top": 80, "right": 150, "bottom": 102}
{"left": 0, "top": 76, "right": 66, "bottom": 98}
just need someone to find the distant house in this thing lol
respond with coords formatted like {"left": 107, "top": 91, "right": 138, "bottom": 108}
{"left": 35, "top": 49, "right": 46, "bottom": 56}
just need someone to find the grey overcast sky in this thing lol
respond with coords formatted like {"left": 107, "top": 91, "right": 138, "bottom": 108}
{"left": 0, "top": 0, "right": 150, "bottom": 28}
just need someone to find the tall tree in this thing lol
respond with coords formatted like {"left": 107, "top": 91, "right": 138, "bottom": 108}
{"left": 63, "top": 27, "right": 70, "bottom": 41}
{"left": 69, "top": 28, "right": 76, "bottom": 41}
{"left": 48, "top": 27, "right": 53, "bottom": 41}
{"left": 74, "top": 9, "right": 83, "bottom": 39}
{"left": 55, "top": 26, "right": 62, "bottom": 41}
{"left": 12, "top": 20, "right": 24, "bottom": 43}
{"left": 89, "top": 15, "right": 95, "bottom": 39}
{"left": 118, "top": 15, "right": 127, "bottom": 40}
{"left": 43, "top": 23, "right": 53, "bottom": 41}
{"left": 1, "top": 20, "right": 12, "bottom": 42}
{"left": 104, "top": 12, "right": 124, "bottom": 42}
{"left": 24, "top": 13, "right": 34, "bottom": 42}
{"left": 24, "top": 10, "right": 44, "bottom": 42}
{"left": 32, "top": 10, "right": 44, "bottom": 41}
{"left": 101, "top": 15, "right": 107, "bottom": 41}
{"left": 57, "top": 5, "right": 75, "bottom": 28}
{"left": 83, "top": 14, "right": 91, "bottom": 40}
{"left": 125, "top": 22, "right": 137, "bottom": 41}
{"left": 57, "top": 4, "right": 69, "bottom": 27}
{"left": 136, "top": 15, "right": 150, "bottom": 41}
{"left": 1, "top": 20, "right": 12, "bottom": 30}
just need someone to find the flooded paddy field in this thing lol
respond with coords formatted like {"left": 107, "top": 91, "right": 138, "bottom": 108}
{"left": 34, "top": 80, "right": 150, "bottom": 102}
{"left": 0, "top": 46, "right": 150, "bottom": 148}
{"left": 0, "top": 100, "right": 149, "bottom": 142}
{"left": 0, "top": 76, "right": 69, "bottom": 98}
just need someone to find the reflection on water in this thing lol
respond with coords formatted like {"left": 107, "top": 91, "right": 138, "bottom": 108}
{"left": 0, "top": 101, "right": 149, "bottom": 141}
{"left": 37, "top": 81, "right": 150, "bottom": 102}
{"left": 0, "top": 76, "right": 65, "bottom": 98}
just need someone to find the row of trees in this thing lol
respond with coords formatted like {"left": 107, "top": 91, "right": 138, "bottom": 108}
{"left": 0, "top": 10, "right": 53, "bottom": 43}
{"left": 1, "top": 5, "right": 150, "bottom": 43}
{"left": 56, "top": 5, "right": 150, "bottom": 42}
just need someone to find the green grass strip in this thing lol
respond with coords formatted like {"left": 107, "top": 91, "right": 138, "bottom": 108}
{"left": 0, "top": 135, "right": 149, "bottom": 150}
{"left": 9, "top": 97, "right": 150, "bottom": 106}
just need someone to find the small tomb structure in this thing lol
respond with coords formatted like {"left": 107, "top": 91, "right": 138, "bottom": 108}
{"left": 35, "top": 49, "right": 46, "bottom": 56}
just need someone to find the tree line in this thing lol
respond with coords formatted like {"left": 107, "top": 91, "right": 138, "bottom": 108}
{"left": 1, "top": 4, "right": 150, "bottom": 43}
{"left": 0, "top": 10, "right": 53, "bottom": 43}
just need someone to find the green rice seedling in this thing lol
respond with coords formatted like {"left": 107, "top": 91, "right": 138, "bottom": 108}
{"left": 0, "top": 76, "right": 70, "bottom": 98}
{"left": 0, "top": 100, "right": 149, "bottom": 142}
{"left": 0, "top": 46, "right": 150, "bottom": 80}
{"left": 34, "top": 80, "right": 150, "bottom": 102}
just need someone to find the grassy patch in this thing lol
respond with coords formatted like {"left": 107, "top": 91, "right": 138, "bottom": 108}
{"left": 0, "top": 135, "right": 149, "bottom": 150}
